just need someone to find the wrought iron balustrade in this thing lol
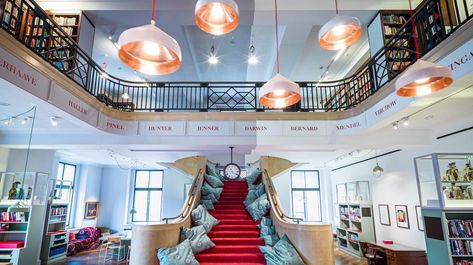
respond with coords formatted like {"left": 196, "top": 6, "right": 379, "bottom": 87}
{"left": 0, "top": 0, "right": 471, "bottom": 112}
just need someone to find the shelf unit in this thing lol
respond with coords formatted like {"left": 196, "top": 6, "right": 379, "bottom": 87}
{"left": 336, "top": 203, "right": 376, "bottom": 257}
{"left": 415, "top": 153, "right": 473, "bottom": 265}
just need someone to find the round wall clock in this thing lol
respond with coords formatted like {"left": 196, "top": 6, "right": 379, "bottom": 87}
{"left": 224, "top": 163, "right": 241, "bottom": 179}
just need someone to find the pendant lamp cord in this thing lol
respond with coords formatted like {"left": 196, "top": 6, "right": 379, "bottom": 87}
{"left": 408, "top": 0, "right": 420, "bottom": 59}
{"left": 151, "top": 0, "right": 157, "bottom": 22}
{"left": 335, "top": 0, "right": 339, "bottom": 14}
{"left": 274, "top": 0, "right": 280, "bottom": 74}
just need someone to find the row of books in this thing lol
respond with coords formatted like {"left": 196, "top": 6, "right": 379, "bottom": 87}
{"left": 50, "top": 207, "right": 67, "bottom": 216}
{"left": 455, "top": 260, "right": 473, "bottom": 265}
{"left": 61, "top": 27, "right": 75, "bottom": 35}
{"left": 54, "top": 16, "right": 77, "bottom": 26}
{"left": 382, "top": 15, "right": 406, "bottom": 25}
{"left": 0, "top": 212, "right": 26, "bottom": 222}
{"left": 450, "top": 239, "right": 473, "bottom": 256}
{"left": 384, "top": 26, "right": 405, "bottom": 35}
{"left": 448, "top": 220, "right": 473, "bottom": 238}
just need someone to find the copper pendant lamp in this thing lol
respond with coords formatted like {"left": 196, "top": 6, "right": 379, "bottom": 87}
{"left": 319, "top": 0, "right": 362, "bottom": 50}
{"left": 195, "top": 0, "right": 239, "bottom": 35}
{"left": 259, "top": 0, "right": 301, "bottom": 109}
{"left": 395, "top": 0, "right": 453, "bottom": 97}
{"left": 118, "top": 0, "right": 182, "bottom": 75}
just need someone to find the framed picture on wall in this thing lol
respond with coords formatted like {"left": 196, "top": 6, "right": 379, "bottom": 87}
{"left": 378, "top": 204, "right": 391, "bottom": 226}
{"left": 84, "top": 201, "right": 99, "bottom": 219}
{"left": 415, "top": 205, "right": 424, "bottom": 231}
{"left": 395, "top": 205, "right": 410, "bottom": 229}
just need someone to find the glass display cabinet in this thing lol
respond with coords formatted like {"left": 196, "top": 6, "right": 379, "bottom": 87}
{"left": 415, "top": 153, "right": 473, "bottom": 209}
{"left": 337, "top": 181, "right": 370, "bottom": 204}
{"left": 0, "top": 172, "right": 49, "bottom": 206}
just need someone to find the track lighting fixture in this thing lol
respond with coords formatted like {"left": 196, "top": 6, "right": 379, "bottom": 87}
{"left": 195, "top": 0, "right": 239, "bottom": 35}
{"left": 208, "top": 43, "right": 219, "bottom": 64}
{"left": 21, "top": 117, "right": 30, "bottom": 125}
{"left": 50, "top": 117, "right": 59, "bottom": 127}
{"left": 248, "top": 40, "right": 258, "bottom": 65}
{"left": 402, "top": 117, "right": 409, "bottom": 127}
{"left": 393, "top": 122, "right": 399, "bottom": 130}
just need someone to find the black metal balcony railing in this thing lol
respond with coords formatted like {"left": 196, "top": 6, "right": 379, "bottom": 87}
{"left": 0, "top": 0, "right": 471, "bottom": 112}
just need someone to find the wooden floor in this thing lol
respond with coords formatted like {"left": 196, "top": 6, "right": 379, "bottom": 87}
{"left": 50, "top": 247, "right": 367, "bottom": 265}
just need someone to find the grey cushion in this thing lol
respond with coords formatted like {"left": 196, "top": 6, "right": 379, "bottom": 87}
{"left": 202, "top": 193, "right": 218, "bottom": 203}
{"left": 180, "top": 225, "right": 215, "bottom": 254}
{"left": 243, "top": 189, "right": 259, "bottom": 207}
{"left": 260, "top": 217, "right": 273, "bottom": 226}
{"left": 157, "top": 239, "right": 199, "bottom": 265}
{"left": 261, "top": 234, "right": 280, "bottom": 247}
{"left": 207, "top": 164, "right": 224, "bottom": 180}
{"left": 246, "top": 194, "right": 270, "bottom": 221}
{"left": 201, "top": 182, "right": 223, "bottom": 200}
{"left": 258, "top": 223, "right": 276, "bottom": 237}
{"left": 259, "top": 234, "right": 305, "bottom": 265}
{"left": 200, "top": 199, "right": 214, "bottom": 210}
{"left": 255, "top": 183, "right": 266, "bottom": 197}
{"left": 205, "top": 173, "right": 224, "bottom": 188}
{"left": 246, "top": 168, "right": 261, "bottom": 186}
{"left": 191, "top": 205, "right": 220, "bottom": 233}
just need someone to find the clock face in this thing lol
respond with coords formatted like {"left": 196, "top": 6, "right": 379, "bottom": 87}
{"left": 224, "top": 163, "right": 241, "bottom": 179}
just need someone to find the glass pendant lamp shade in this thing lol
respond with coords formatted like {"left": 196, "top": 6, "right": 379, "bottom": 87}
{"left": 118, "top": 21, "right": 182, "bottom": 75}
{"left": 195, "top": 0, "right": 239, "bottom": 35}
{"left": 259, "top": 74, "right": 301, "bottom": 109}
{"left": 319, "top": 14, "right": 362, "bottom": 50}
{"left": 373, "top": 163, "right": 384, "bottom": 178}
{"left": 395, "top": 59, "right": 453, "bottom": 97}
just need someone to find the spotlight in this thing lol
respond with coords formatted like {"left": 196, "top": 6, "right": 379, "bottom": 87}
{"left": 393, "top": 122, "right": 399, "bottom": 130}
{"left": 50, "top": 117, "right": 59, "bottom": 127}
{"left": 108, "top": 35, "right": 113, "bottom": 40}
{"left": 3, "top": 119, "right": 10, "bottom": 125}
{"left": 402, "top": 117, "right": 409, "bottom": 127}
{"left": 248, "top": 55, "right": 258, "bottom": 65}
{"left": 121, "top": 92, "right": 130, "bottom": 100}
{"left": 208, "top": 43, "right": 218, "bottom": 64}
{"left": 21, "top": 117, "right": 30, "bottom": 125}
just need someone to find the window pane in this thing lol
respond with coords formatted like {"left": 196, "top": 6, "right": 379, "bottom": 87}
{"left": 240, "top": 170, "right": 247, "bottom": 178}
{"left": 63, "top": 165, "right": 75, "bottom": 182}
{"left": 292, "top": 191, "right": 305, "bottom": 220}
{"left": 135, "top": 171, "right": 150, "bottom": 188}
{"left": 305, "top": 190, "right": 322, "bottom": 222}
{"left": 56, "top": 163, "right": 64, "bottom": 180}
{"left": 148, "top": 190, "right": 162, "bottom": 222}
{"left": 291, "top": 171, "right": 305, "bottom": 188}
{"left": 305, "top": 171, "right": 319, "bottom": 189}
{"left": 133, "top": 191, "right": 148, "bottom": 222}
{"left": 149, "top": 171, "right": 163, "bottom": 188}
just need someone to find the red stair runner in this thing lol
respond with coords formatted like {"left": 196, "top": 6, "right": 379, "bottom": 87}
{"left": 197, "top": 180, "right": 266, "bottom": 265}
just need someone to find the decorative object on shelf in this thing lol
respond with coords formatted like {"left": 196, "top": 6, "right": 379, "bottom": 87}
{"left": 378, "top": 204, "right": 391, "bottom": 226}
{"left": 395, "top": 205, "right": 410, "bottom": 229}
{"left": 8, "top": 182, "right": 24, "bottom": 200}
{"left": 259, "top": 0, "right": 301, "bottom": 109}
{"left": 415, "top": 205, "right": 424, "bottom": 231}
{"left": 318, "top": 0, "right": 361, "bottom": 50}
{"left": 118, "top": 0, "right": 182, "bottom": 75}
{"left": 195, "top": 0, "right": 239, "bottom": 35}
{"left": 84, "top": 202, "right": 99, "bottom": 219}
{"left": 382, "top": 240, "right": 393, "bottom": 244}
{"left": 223, "top": 146, "right": 241, "bottom": 180}
{"left": 463, "top": 162, "right": 473, "bottom": 181}
{"left": 446, "top": 162, "right": 460, "bottom": 181}
{"left": 395, "top": 0, "right": 453, "bottom": 97}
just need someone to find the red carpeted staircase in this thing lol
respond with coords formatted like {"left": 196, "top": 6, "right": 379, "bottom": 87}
{"left": 196, "top": 180, "right": 266, "bottom": 265}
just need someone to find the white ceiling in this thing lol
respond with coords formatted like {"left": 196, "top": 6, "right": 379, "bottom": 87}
{"left": 35, "top": 0, "right": 422, "bottom": 82}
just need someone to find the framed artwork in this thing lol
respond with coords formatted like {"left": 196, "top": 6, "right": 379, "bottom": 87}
{"left": 378, "top": 204, "right": 391, "bottom": 226}
{"left": 415, "top": 205, "right": 424, "bottom": 231}
{"left": 395, "top": 205, "right": 410, "bottom": 229}
{"left": 84, "top": 201, "right": 99, "bottom": 219}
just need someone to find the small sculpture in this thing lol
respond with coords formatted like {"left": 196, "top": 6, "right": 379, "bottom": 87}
{"left": 8, "top": 181, "right": 24, "bottom": 200}
{"left": 453, "top": 186, "right": 464, "bottom": 200}
{"left": 463, "top": 190, "right": 471, "bottom": 200}
{"left": 463, "top": 162, "right": 473, "bottom": 181}
{"left": 446, "top": 163, "right": 460, "bottom": 181}
{"left": 443, "top": 186, "right": 454, "bottom": 200}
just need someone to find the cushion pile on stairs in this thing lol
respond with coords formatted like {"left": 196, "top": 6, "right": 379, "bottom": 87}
{"left": 196, "top": 180, "right": 266, "bottom": 265}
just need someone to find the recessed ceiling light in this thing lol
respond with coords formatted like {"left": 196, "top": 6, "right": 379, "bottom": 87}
{"left": 108, "top": 35, "right": 113, "bottom": 40}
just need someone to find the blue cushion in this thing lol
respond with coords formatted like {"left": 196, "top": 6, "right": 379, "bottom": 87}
{"left": 202, "top": 193, "right": 218, "bottom": 203}
{"left": 260, "top": 217, "right": 273, "bottom": 226}
{"left": 258, "top": 223, "right": 276, "bottom": 237}
{"left": 255, "top": 183, "right": 266, "bottom": 197}
{"left": 180, "top": 225, "right": 215, "bottom": 254}
{"left": 200, "top": 199, "right": 214, "bottom": 210}
{"left": 205, "top": 173, "right": 224, "bottom": 188}
{"left": 261, "top": 234, "right": 280, "bottom": 247}
{"left": 246, "top": 194, "right": 270, "bottom": 221}
{"left": 157, "top": 239, "right": 199, "bottom": 265}
{"left": 259, "top": 234, "right": 305, "bottom": 265}
{"left": 243, "top": 189, "right": 258, "bottom": 207}
{"left": 214, "top": 188, "right": 223, "bottom": 199}
{"left": 201, "top": 183, "right": 223, "bottom": 200}
{"left": 246, "top": 168, "right": 261, "bottom": 186}
{"left": 191, "top": 205, "right": 219, "bottom": 233}
{"left": 207, "top": 164, "right": 224, "bottom": 180}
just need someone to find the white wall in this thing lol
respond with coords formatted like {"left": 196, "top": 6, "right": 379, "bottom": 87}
{"left": 0, "top": 147, "right": 9, "bottom": 171}
{"left": 330, "top": 129, "right": 473, "bottom": 250}
{"left": 6, "top": 149, "right": 57, "bottom": 177}
{"left": 162, "top": 168, "right": 193, "bottom": 219}
{"left": 71, "top": 164, "right": 102, "bottom": 228}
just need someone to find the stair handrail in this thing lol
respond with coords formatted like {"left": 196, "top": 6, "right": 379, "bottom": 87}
{"left": 162, "top": 169, "right": 203, "bottom": 224}
{"left": 263, "top": 169, "right": 303, "bottom": 224}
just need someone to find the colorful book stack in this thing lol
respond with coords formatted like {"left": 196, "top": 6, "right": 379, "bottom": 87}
{"left": 449, "top": 220, "right": 473, "bottom": 238}
{"left": 448, "top": 219, "right": 473, "bottom": 259}
{"left": 51, "top": 207, "right": 67, "bottom": 216}
{"left": 340, "top": 206, "right": 349, "bottom": 220}
{"left": 350, "top": 207, "right": 361, "bottom": 222}
{"left": 454, "top": 260, "right": 473, "bottom": 265}
{"left": 0, "top": 212, "right": 26, "bottom": 222}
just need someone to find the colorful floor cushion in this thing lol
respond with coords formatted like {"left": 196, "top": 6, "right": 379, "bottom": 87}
{"left": 157, "top": 239, "right": 199, "bottom": 265}
{"left": 246, "top": 193, "right": 270, "bottom": 221}
{"left": 180, "top": 225, "right": 215, "bottom": 254}
{"left": 200, "top": 199, "right": 215, "bottom": 210}
{"left": 246, "top": 168, "right": 262, "bottom": 186}
{"left": 67, "top": 227, "right": 101, "bottom": 256}
{"left": 204, "top": 173, "right": 224, "bottom": 188}
{"left": 259, "top": 234, "right": 305, "bottom": 265}
{"left": 191, "top": 205, "right": 220, "bottom": 232}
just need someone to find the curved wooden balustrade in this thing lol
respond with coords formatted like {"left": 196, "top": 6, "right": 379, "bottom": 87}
{"left": 260, "top": 157, "right": 334, "bottom": 265}
{"left": 129, "top": 157, "right": 206, "bottom": 265}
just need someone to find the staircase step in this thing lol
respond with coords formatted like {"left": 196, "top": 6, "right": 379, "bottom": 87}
{"left": 204, "top": 245, "right": 261, "bottom": 254}
{"left": 212, "top": 214, "right": 252, "bottom": 220}
{"left": 216, "top": 201, "right": 244, "bottom": 206}
{"left": 195, "top": 253, "right": 265, "bottom": 263}
{"left": 219, "top": 198, "right": 247, "bottom": 202}
{"left": 218, "top": 220, "right": 256, "bottom": 225}
{"left": 209, "top": 230, "right": 259, "bottom": 238}
{"left": 200, "top": 263, "right": 265, "bottom": 265}
{"left": 209, "top": 209, "right": 247, "bottom": 215}
{"left": 211, "top": 238, "right": 264, "bottom": 246}
{"left": 212, "top": 225, "right": 259, "bottom": 232}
